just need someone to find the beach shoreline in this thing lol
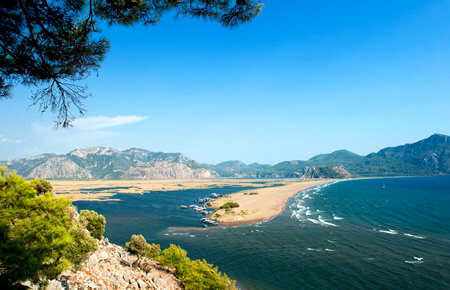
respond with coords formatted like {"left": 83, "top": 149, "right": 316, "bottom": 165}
{"left": 172, "top": 179, "right": 339, "bottom": 230}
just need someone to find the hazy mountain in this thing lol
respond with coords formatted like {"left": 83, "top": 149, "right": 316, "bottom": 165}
{"left": 306, "top": 150, "right": 363, "bottom": 166}
{"left": 266, "top": 134, "right": 449, "bottom": 177}
{"left": 0, "top": 134, "right": 448, "bottom": 179}
{"left": 1, "top": 147, "right": 216, "bottom": 179}
{"left": 203, "top": 160, "right": 271, "bottom": 178}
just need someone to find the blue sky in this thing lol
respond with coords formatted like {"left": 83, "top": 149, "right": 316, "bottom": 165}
{"left": 1, "top": 0, "right": 449, "bottom": 164}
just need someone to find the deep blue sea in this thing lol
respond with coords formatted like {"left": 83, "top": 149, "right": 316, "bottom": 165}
{"left": 73, "top": 177, "right": 450, "bottom": 289}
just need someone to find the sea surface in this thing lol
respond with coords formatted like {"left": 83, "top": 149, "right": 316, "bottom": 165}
{"left": 74, "top": 177, "right": 450, "bottom": 289}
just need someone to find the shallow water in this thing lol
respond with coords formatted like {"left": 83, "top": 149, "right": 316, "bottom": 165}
{"left": 74, "top": 177, "right": 450, "bottom": 289}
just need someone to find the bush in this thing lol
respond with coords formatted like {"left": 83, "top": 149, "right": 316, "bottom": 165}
{"left": 158, "top": 244, "right": 188, "bottom": 268}
{"left": 218, "top": 202, "right": 240, "bottom": 211}
{"left": 65, "top": 207, "right": 98, "bottom": 269}
{"left": 159, "top": 244, "right": 236, "bottom": 290}
{"left": 0, "top": 168, "right": 73, "bottom": 287}
{"left": 80, "top": 210, "right": 106, "bottom": 240}
{"left": 126, "top": 234, "right": 160, "bottom": 258}
{"left": 126, "top": 234, "right": 150, "bottom": 256}
{"left": 30, "top": 178, "right": 54, "bottom": 195}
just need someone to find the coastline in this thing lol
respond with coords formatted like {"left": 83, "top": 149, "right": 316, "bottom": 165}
{"left": 209, "top": 179, "right": 336, "bottom": 227}
{"left": 170, "top": 179, "right": 336, "bottom": 229}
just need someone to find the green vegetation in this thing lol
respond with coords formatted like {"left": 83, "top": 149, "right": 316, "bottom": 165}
{"left": 126, "top": 236, "right": 236, "bottom": 290}
{"left": 0, "top": 167, "right": 73, "bottom": 286}
{"left": 244, "top": 191, "right": 259, "bottom": 195}
{"left": 30, "top": 178, "right": 54, "bottom": 195}
{"left": 126, "top": 234, "right": 160, "bottom": 259}
{"left": 159, "top": 245, "right": 235, "bottom": 290}
{"left": 0, "top": 168, "right": 99, "bottom": 287}
{"left": 219, "top": 202, "right": 240, "bottom": 211}
{"left": 80, "top": 210, "right": 106, "bottom": 240}
{"left": 66, "top": 207, "right": 98, "bottom": 269}
{"left": 1, "top": 1, "right": 262, "bottom": 126}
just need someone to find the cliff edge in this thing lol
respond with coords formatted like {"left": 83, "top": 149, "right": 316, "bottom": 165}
{"left": 39, "top": 239, "right": 183, "bottom": 289}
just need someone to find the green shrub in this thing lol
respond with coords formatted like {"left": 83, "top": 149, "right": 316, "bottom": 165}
{"left": 158, "top": 244, "right": 189, "bottom": 267}
{"left": 218, "top": 202, "right": 240, "bottom": 211}
{"left": 65, "top": 207, "right": 98, "bottom": 269}
{"left": 0, "top": 168, "right": 73, "bottom": 287}
{"left": 126, "top": 234, "right": 162, "bottom": 259}
{"left": 147, "top": 243, "right": 161, "bottom": 259}
{"left": 126, "top": 234, "right": 150, "bottom": 256}
{"left": 80, "top": 210, "right": 106, "bottom": 240}
{"left": 159, "top": 244, "right": 236, "bottom": 290}
{"left": 30, "top": 178, "right": 53, "bottom": 195}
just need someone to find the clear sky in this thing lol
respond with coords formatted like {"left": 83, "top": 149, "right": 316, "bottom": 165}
{"left": 1, "top": 0, "right": 449, "bottom": 164}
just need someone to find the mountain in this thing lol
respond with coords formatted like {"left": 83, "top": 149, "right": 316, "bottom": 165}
{"left": 0, "top": 147, "right": 216, "bottom": 179}
{"left": 203, "top": 161, "right": 271, "bottom": 178}
{"left": 1, "top": 134, "right": 448, "bottom": 179}
{"left": 366, "top": 133, "right": 449, "bottom": 175}
{"left": 306, "top": 150, "right": 363, "bottom": 166}
{"left": 264, "top": 134, "right": 449, "bottom": 178}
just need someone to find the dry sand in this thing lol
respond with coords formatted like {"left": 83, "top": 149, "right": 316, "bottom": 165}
{"left": 210, "top": 179, "right": 335, "bottom": 226}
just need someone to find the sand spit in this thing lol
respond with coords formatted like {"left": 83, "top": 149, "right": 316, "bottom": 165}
{"left": 210, "top": 179, "right": 335, "bottom": 226}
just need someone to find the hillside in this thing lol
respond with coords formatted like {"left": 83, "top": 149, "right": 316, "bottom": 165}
{"left": 0, "top": 147, "right": 216, "bottom": 179}
{"left": 34, "top": 238, "right": 183, "bottom": 289}
{"left": 203, "top": 160, "right": 271, "bottom": 178}
{"left": 1, "top": 134, "right": 448, "bottom": 179}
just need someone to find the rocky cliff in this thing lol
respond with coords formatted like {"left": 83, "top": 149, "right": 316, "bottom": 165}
{"left": 36, "top": 238, "right": 183, "bottom": 289}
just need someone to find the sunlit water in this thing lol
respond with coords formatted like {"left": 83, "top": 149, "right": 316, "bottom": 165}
{"left": 74, "top": 177, "right": 450, "bottom": 289}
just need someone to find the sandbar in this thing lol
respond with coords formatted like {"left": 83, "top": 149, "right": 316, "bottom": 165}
{"left": 209, "top": 179, "right": 335, "bottom": 226}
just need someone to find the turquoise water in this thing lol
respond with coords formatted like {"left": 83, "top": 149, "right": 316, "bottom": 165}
{"left": 74, "top": 177, "right": 450, "bottom": 289}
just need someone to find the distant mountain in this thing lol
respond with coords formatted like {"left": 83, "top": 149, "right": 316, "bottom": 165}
{"left": 263, "top": 134, "right": 449, "bottom": 178}
{"left": 0, "top": 147, "right": 216, "bottom": 179}
{"left": 0, "top": 134, "right": 448, "bottom": 179}
{"left": 306, "top": 150, "right": 363, "bottom": 166}
{"left": 203, "top": 160, "right": 271, "bottom": 178}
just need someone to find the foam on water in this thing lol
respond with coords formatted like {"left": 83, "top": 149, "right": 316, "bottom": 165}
{"left": 306, "top": 247, "right": 322, "bottom": 252}
{"left": 404, "top": 233, "right": 425, "bottom": 239}
{"left": 290, "top": 181, "right": 345, "bottom": 225}
{"left": 307, "top": 218, "right": 321, "bottom": 224}
{"left": 333, "top": 214, "right": 344, "bottom": 220}
{"left": 405, "top": 257, "right": 424, "bottom": 264}
{"left": 318, "top": 216, "right": 338, "bottom": 227}
{"left": 377, "top": 229, "right": 398, "bottom": 235}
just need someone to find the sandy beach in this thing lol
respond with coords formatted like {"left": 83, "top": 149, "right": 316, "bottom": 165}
{"left": 210, "top": 179, "right": 335, "bottom": 226}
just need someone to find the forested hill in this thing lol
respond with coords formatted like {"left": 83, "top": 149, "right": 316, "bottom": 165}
{"left": 256, "top": 134, "right": 449, "bottom": 178}
{"left": 1, "top": 134, "right": 448, "bottom": 179}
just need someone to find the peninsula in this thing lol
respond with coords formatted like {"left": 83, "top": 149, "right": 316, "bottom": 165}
{"left": 210, "top": 179, "right": 335, "bottom": 226}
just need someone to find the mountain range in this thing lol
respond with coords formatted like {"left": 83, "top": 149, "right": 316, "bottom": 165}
{"left": 1, "top": 134, "right": 448, "bottom": 180}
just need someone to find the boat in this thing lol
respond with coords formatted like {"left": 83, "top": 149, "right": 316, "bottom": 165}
{"left": 201, "top": 218, "right": 219, "bottom": 225}
{"left": 201, "top": 210, "right": 210, "bottom": 215}
{"left": 180, "top": 205, "right": 189, "bottom": 209}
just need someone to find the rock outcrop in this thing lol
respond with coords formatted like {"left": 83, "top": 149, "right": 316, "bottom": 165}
{"left": 42, "top": 239, "right": 183, "bottom": 289}
{"left": 28, "top": 157, "right": 94, "bottom": 179}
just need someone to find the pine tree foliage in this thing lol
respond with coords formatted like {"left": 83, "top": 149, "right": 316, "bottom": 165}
{"left": 0, "top": 167, "right": 73, "bottom": 286}
{"left": 0, "top": 0, "right": 263, "bottom": 127}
